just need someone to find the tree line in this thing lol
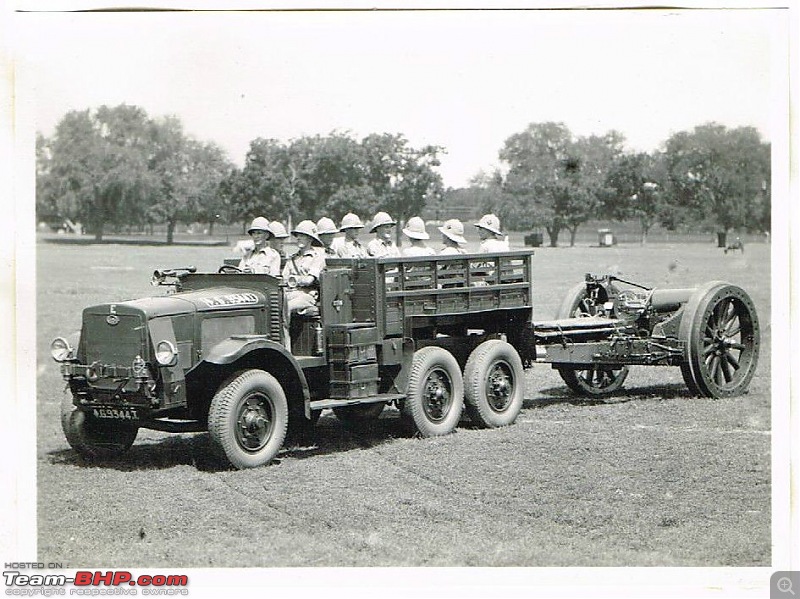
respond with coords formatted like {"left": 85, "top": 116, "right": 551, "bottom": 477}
{"left": 36, "top": 104, "right": 770, "bottom": 246}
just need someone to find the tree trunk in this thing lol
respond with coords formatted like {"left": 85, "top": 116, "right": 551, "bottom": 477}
{"left": 546, "top": 226, "right": 560, "bottom": 247}
{"left": 208, "top": 221, "right": 215, "bottom": 236}
{"left": 640, "top": 217, "right": 651, "bottom": 245}
{"left": 166, "top": 220, "right": 176, "bottom": 245}
{"left": 568, "top": 226, "right": 578, "bottom": 247}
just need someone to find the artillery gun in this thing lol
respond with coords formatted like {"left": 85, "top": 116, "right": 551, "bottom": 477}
{"left": 51, "top": 251, "right": 759, "bottom": 469}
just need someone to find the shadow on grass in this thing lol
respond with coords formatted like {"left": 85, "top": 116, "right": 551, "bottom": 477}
{"left": 523, "top": 382, "right": 695, "bottom": 409}
{"left": 45, "top": 412, "right": 415, "bottom": 472}
{"left": 45, "top": 383, "right": 699, "bottom": 471}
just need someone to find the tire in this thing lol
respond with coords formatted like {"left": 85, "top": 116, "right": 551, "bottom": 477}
{"left": 60, "top": 394, "right": 138, "bottom": 458}
{"left": 208, "top": 369, "right": 288, "bottom": 469}
{"left": 678, "top": 281, "right": 760, "bottom": 398}
{"left": 554, "top": 281, "right": 629, "bottom": 397}
{"left": 333, "top": 403, "right": 385, "bottom": 426}
{"left": 401, "top": 346, "right": 464, "bottom": 437}
{"left": 464, "top": 340, "right": 524, "bottom": 428}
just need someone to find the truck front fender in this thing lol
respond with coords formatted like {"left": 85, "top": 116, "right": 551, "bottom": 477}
{"left": 198, "top": 335, "right": 312, "bottom": 417}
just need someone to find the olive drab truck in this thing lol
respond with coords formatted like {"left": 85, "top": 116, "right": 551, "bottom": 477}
{"left": 51, "top": 251, "right": 760, "bottom": 469}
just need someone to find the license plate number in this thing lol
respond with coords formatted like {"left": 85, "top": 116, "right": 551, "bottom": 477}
{"left": 92, "top": 407, "right": 139, "bottom": 421}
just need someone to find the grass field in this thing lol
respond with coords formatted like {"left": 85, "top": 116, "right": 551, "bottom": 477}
{"left": 34, "top": 238, "right": 771, "bottom": 568}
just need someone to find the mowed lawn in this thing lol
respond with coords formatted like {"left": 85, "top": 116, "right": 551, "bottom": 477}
{"left": 34, "top": 238, "right": 772, "bottom": 567}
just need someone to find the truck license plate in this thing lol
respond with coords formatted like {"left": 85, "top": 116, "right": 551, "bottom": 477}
{"left": 92, "top": 407, "right": 139, "bottom": 421}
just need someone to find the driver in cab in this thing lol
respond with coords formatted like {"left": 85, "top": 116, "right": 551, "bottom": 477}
{"left": 239, "top": 217, "right": 281, "bottom": 276}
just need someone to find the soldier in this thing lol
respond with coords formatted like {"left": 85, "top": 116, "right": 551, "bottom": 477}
{"left": 334, "top": 212, "right": 367, "bottom": 258}
{"left": 316, "top": 217, "right": 340, "bottom": 257}
{"left": 238, "top": 217, "right": 281, "bottom": 275}
{"left": 438, "top": 219, "right": 468, "bottom": 254}
{"left": 474, "top": 214, "right": 510, "bottom": 253}
{"left": 268, "top": 220, "right": 290, "bottom": 259}
{"left": 367, "top": 211, "right": 401, "bottom": 257}
{"left": 402, "top": 216, "right": 435, "bottom": 256}
{"left": 282, "top": 220, "right": 326, "bottom": 351}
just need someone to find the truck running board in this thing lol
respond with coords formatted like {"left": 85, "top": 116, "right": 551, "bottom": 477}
{"left": 310, "top": 393, "right": 405, "bottom": 411}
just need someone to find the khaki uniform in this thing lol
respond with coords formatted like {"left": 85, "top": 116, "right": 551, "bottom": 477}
{"left": 367, "top": 238, "right": 401, "bottom": 258}
{"left": 239, "top": 246, "right": 281, "bottom": 275}
{"left": 333, "top": 237, "right": 367, "bottom": 258}
{"left": 282, "top": 247, "right": 326, "bottom": 316}
{"left": 402, "top": 245, "right": 435, "bottom": 257}
{"left": 479, "top": 238, "right": 510, "bottom": 253}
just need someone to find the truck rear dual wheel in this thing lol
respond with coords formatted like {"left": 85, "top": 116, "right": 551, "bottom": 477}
{"left": 464, "top": 340, "right": 524, "bottom": 428}
{"left": 678, "top": 282, "right": 760, "bottom": 398}
{"left": 208, "top": 369, "right": 288, "bottom": 469}
{"left": 554, "top": 282, "right": 629, "bottom": 397}
{"left": 60, "top": 395, "right": 138, "bottom": 459}
{"left": 402, "top": 346, "right": 464, "bottom": 437}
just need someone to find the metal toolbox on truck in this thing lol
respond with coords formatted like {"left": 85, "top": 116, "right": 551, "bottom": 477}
{"left": 328, "top": 343, "right": 378, "bottom": 364}
{"left": 327, "top": 323, "right": 378, "bottom": 346}
{"left": 329, "top": 363, "right": 380, "bottom": 399}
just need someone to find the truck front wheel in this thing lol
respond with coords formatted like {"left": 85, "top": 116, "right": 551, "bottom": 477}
{"left": 208, "top": 369, "right": 288, "bottom": 469}
{"left": 401, "top": 346, "right": 464, "bottom": 437}
{"left": 60, "top": 395, "right": 138, "bottom": 459}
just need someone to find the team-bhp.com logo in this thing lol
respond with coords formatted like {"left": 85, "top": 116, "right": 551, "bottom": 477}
{"left": 4, "top": 570, "right": 189, "bottom": 596}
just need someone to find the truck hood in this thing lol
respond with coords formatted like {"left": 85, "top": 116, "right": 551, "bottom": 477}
{"left": 85, "top": 287, "right": 268, "bottom": 319}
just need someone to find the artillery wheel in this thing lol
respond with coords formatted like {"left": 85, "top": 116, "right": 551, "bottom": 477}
{"left": 554, "top": 282, "right": 629, "bottom": 397}
{"left": 208, "top": 369, "right": 288, "bottom": 469}
{"left": 464, "top": 340, "right": 524, "bottom": 428}
{"left": 678, "top": 282, "right": 760, "bottom": 398}
{"left": 60, "top": 394, "right": 138, "bottom": 458}
{"left": 333, "top": 403, "right": 385, "bottom": 426}
{"left": 401, "top": 346, "right": 463, "bottom": 437}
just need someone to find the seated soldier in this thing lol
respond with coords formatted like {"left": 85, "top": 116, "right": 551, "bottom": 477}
{"left": 438, "top": 219, "right": 468, "bottom": 255}
{"left": 474, "top": 214, "right": 510, "bottom": 253}
{"left": 367, "top": 211, "right": 401, "bottom": 257}
{"left": 239, "top": 217, "right": 281, "bottom": 275}
{"left": 334, "top": 213, "right": 367, "bottom": 258}
{"left": 402, "top": 216, "right": 435, "bottom": 256}
{"left": 316, "top": 216, "right": 340, "bottom": 257}
{"left": 282, "top": 220, "right": 326, "bottom": 350}
{"left": 268, "top": 220, "right": 290, "bottom": 261}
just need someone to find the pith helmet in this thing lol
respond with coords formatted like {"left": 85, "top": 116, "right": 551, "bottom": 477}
{"left": 438, "top": 219, "right": 467, "bottom": 245}
{"left": 247, "top": 216, "right": 273, "bottom": 237}
{"left": 340, "top": 212, "right": 365, "bottom": 231}
{"left": 402, "top": 216, "right": 430, "bottom": 240}
{"left": 474, "top": 213, "right": 504, "bottom": 236}
{"left": 370, "top": 211, "right": 397, "bottom": 233}
{"left": 267, "top": 221, "right": 289, "bottom": 239}
{"left": 291, "top": 220, "right": 323, "bottom": 246}
{"left": 316, "top": 217, "right": 338, "bottom": 235}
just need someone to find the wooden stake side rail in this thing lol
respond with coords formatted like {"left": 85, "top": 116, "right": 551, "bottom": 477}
{"left": 328, "top": 250, "right": 535, "bottom": 338}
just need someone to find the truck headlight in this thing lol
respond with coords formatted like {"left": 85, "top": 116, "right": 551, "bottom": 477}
{"left": 155, "top": 340, "right": 178, "bottom": 366}
{"left": 50, "top": 337, "right": 74, "bottom": 362}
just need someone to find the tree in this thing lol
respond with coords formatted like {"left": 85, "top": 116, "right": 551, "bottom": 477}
{"left": 360, "top": 133, "right": 444, "bottom": 240}
{"left": 39, "top": 105, "right": 154, "bottom": 240}
{"left": 183, "top": 141, "right": 233, "bottom": 236}
{"left": 663, "top": 123, "right": 770, "bottom": 235}
{"left": 604, "top": 151, "right": 671, "bottom": 244}
{"left": 496, "top": 122, "right": 622, "bottom": 247}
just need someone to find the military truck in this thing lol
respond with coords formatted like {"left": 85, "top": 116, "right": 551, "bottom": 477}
{"left": 51, "top": 251, "right": 760, "bottom": 469}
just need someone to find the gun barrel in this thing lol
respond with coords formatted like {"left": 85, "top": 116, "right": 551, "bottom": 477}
{"left": 650, "top": 288, "right": 694, "bottom": 312}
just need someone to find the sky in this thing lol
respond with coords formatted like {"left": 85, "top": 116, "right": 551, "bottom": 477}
{"left": 14, "top": 6, "right": 784, "bottom": 188}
